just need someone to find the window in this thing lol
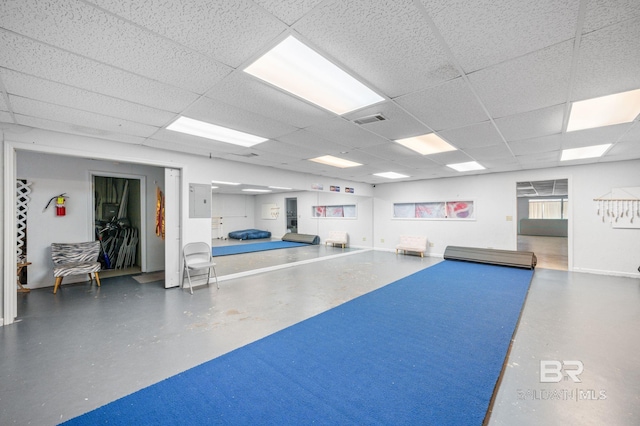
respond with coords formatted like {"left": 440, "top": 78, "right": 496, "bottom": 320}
{"left": 528, "top": 199, "right": 569, "bottom": 219}
{"left": 393, "top": 201, "right": 475, "bottom": 220}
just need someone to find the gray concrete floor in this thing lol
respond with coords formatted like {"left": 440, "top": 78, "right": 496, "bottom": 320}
{"left": 1, "top": 247, "right": 639, "bottom": 425}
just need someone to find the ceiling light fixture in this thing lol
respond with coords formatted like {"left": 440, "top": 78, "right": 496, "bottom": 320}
{"left": 374, "top": 172, "right": 409, "bottom": 179}
{"left": 167, "top": 116, "right": 268, "bottom": 147}
{"left": 244, "top": 35, "right": 384, "bottom": 115}
{"left": 309, "top": 155, "right": 362, "bottom": 168}
{"left": 242, "top": 189, "right": 272, "bottom": 193}
{"left": 560, "top": 144, "right": 611, "bottom": 161}
{"left": 268, "top": 186, "right": 293, "bottom": 190}
{"left": 211, "top": 180, "right": 241, "bottom": 185}
{"left": 567, "top": 88, "right": 640, "bottom": 132}
{"left": 395, "top": 133, "right": 457, "bottom": 155}
{"left": 447, "top": 161, "right": 486, "bottom": 172}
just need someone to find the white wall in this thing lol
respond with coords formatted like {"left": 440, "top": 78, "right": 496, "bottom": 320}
{"left": 372, "top": 159, "right": 640, "bottom": 277}
{"left": 16, "top": 151, "right": 166, "bottom": 288}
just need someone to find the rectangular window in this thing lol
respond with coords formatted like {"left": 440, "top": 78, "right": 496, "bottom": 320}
{"left": 528, "top": 199, "right": 569, "bottom": 219}
{"left": 393, "top": 201, "right": 475, "bottom": 220}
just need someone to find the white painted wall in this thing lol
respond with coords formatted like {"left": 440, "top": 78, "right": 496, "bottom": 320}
{"left": 372, "top": 159, "right": 640, "bottom": 277}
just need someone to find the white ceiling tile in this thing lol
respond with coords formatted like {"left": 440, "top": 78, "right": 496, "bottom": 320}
{"left": 560, "top": 123, "right": 632, "bottom": 148}
{"left": 421, "top": 0, "right": 579, "bottom": 72}
{"left": 602, "top": 140, "right": 640, "bottom": 162}
{"left": 468, "top": 41, "right": 574, "bottom": 118}
{"left": 494, "top": 104, "right": 565, "bottom": 142}
{"left": 583, "top": 0, "right": 640, "bottom": 33}
{"left": 88, "top": 0, "right": 287, "bottom": 67}
{"left": 250, "top": 139, "right": 322, "bottom": 160}
{"left": 11, "top": 96, "right": 158, "bottom": 138}
{"left": 425, "top": 150, "right": 475, "bottom": 165}
{"left": 0, "top": 111, "right": 12, "bottom": 122}
{"left": 508, "top": 134, "right": 563, "bottom": 156}
{"left": 344, "top": 101, "right": 432, "bottom": 140}
{"left": 252, "top": 0, "right": 325, "bottom": 25}
{"left": 1, "top": 0, "right": 231, "bottom": 94}
{"left": 305, "top": 118, "right": 390, "bottom": 149}
{"left": 620, "top": 123, "right": 640, "bottom": 142}
{"left": 395, "top": 77, "right": 488, "bottom": 131}
{"left": 225, "top": 148, "right": 303, "bottom": 166}
{"left": 293, "top": 0, "right": 459, "bottom": 97}
{"left": 1, "top": 69, "right": 176, "bottom": 127}
{"left": 464, "top": 144, "right": 516, "bottom": 161}
{"left": 276, "top": 129, "right": 352, "bottom": 154}
{"left": 438, "top": 121, "right": 503, "bottom": 149}
{"left": 181, "top": 97, "right": 297, "bottom": 140}
{"left": 0, "top": 31, "right": 198, "bottom": 112}
{"left": 573, "top": 18, "right": 640, "bottom": 101}
{"left": 16, "top": 114, "right": 146, "bottom": 144}
{"left": 516, "top": 151, "right": 561, "bottom": 165}
{"left": 0, "top": 91, "right": 8, "bottom": 111}
{"left": 206, "top": 72, "right": 332, "bottom": 129}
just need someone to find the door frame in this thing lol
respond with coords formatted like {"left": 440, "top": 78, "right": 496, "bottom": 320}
{"left": 90, "top": 171, "right": 147, "bottom": 272}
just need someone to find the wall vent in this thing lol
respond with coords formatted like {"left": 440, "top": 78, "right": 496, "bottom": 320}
{"left": 353, "top": 114, "right": 386, "bottom": 125}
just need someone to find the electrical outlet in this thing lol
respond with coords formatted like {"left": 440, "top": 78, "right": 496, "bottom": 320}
{"left": 506, "top": 215, "right": 513, "bottom": 221}
{"left": 362, "top": 237, "right": 366, "bottom": 241}
{"left": 380, "top": 238, "right": 384, "bottom": 243}
{"left": 429, "top": 242, "right": 434, "bottom": 247}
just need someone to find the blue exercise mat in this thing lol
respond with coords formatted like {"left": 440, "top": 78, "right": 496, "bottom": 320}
{"left": 64, "top": 260, "right": 533, "bottom": 425}
{"left": 212, "top": 241, "right": 307, "bottom": 256}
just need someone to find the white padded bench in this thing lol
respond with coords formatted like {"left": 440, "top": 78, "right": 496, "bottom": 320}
{"left": 325, "top": 231, "right": 348, "bottom": 248}
{"left": 396, "top": 235, "right": 427, "bottom": 257}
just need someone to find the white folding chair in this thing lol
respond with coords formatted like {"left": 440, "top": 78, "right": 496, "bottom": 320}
{"left": 182, "top": 242, "right": 219, "bottom": 294}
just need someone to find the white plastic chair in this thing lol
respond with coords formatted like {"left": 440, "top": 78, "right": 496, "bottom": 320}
{"left": 182, "top": 242, "right": 218, "bottom": 294}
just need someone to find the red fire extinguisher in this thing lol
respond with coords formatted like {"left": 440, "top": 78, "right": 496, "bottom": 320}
{"left": 56, "top": 196, "right": 66, "bottom": 216}
{"left": 43, "top": 193, "right": 68, "bottom": 216}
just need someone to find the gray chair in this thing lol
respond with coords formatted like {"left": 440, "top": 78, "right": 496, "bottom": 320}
{"left": 182, "top": 242, "right": 218, "bottom": 294}
{"left": 51, "top": 241, "right": 102, "bottom": 294}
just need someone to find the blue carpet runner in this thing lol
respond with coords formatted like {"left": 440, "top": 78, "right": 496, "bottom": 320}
{"left": 212, "top": 241, "right": 307, "bottom": 256}
{"left": 64, "top": 260, "right": 533, "bottom": 425}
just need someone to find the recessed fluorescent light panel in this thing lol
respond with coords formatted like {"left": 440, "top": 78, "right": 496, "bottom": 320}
{"left": 309, "top": 155, "right": 362, "bottom": 168}
{"left": 567, "top": 88, "right": 640, "bottom": 132}
{"left": 374, "top": 172, "right": 409, "bottom": 179}
{"left": 395, "top": 133, "right": 456, "bottom": 155}
{"left": 268, "top": 186, "right": 292, "bottom": 190}
{"left": 560, "top": 144, "right": 611, "bottom": 161}
{"left": 244, "top": 35, "right": 384, "bottom": 115}
{"left": 447, "top": 161, "right": 486, "bottom": 172}
{"left": 211, "top": 180, "right": 241, "bottom": 185}
{"left": 167, "top": 116, "right": 268, "bottom": 147}
{"left": 242, "top": 189, "right": 272, "bottom": 193}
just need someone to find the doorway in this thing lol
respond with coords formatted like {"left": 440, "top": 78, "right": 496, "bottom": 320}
{"left": 516, "top": 179, "right": 569, "bottom": 270}
{"left": 286, "top": 198, "right": 298, "bottom": 233}
{"left": 93, "top": 173, "right": 144, "bottom": 276}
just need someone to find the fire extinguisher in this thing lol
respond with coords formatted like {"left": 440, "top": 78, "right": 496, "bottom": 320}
{"left": 55, "top": 196, "right": 66, "bottom": 216}
{"left": 43, "top": 193, "right": 68, "bottom": 216}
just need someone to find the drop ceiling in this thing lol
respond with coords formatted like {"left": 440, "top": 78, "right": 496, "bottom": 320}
{"left": 1, "top": 1, "right": 639, "bottom": 185}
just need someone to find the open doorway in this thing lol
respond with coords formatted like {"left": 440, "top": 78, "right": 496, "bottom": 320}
{"left": 286, "top": 197, "right": 297, "bottom": 233}
{"left": 93, "top": 174, "right": 145, "bottom": 277}
{"left": 516, "top": 179, "right": 568, "bottom": 270}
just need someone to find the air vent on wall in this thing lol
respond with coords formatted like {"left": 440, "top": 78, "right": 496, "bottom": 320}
{"left": 353, "top": 113, "right": 386, "bottom": 125}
